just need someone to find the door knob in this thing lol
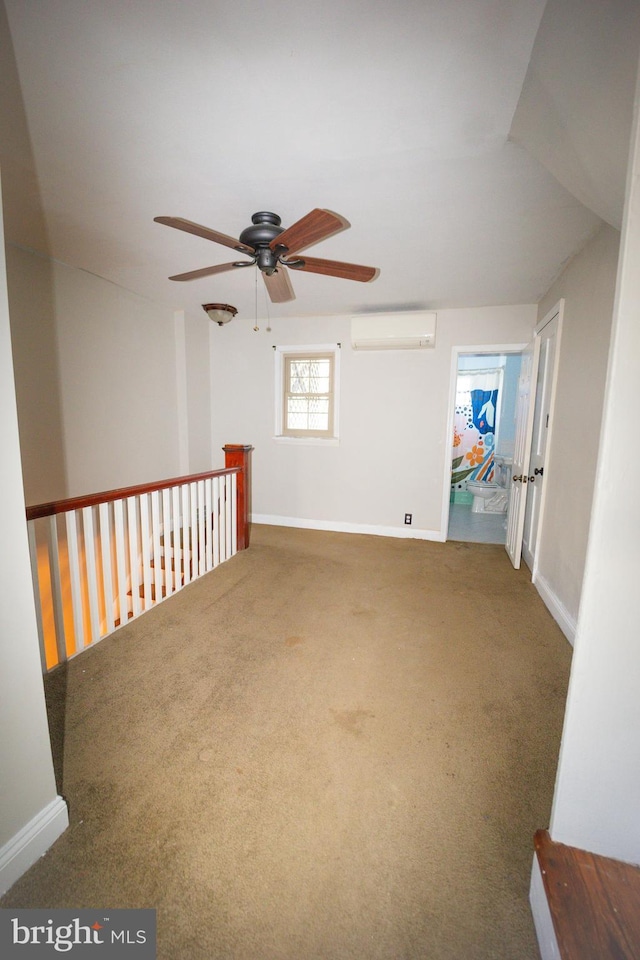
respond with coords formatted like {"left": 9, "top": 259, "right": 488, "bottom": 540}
{"left": 534, "top": 467, "right": 544, "bottom": 476}
{"left": 512, "top": 475, "right": 522, "bottom": 482}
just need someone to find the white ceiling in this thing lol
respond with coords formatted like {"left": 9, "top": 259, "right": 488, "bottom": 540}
{"left": 1, "top": 0, "right": 638, "bottom": 322}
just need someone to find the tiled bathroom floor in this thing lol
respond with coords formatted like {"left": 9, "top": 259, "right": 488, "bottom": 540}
{"left": 447, "top": 502, "right": 507, "bottom": 545}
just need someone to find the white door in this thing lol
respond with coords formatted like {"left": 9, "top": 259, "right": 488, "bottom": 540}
{"left": 522, "top": 313, "right": 560, "bottom": 570}
{"left": 505, "top": 337, "right": 541, "bottom": 568}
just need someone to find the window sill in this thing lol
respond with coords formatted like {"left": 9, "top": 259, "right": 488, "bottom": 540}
{"left": 272, "top": 435, "right": 340, "bottom": 447}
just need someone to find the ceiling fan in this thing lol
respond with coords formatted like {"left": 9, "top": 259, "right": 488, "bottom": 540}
{"left": 154, "top": 208, "right": 379, "bottom": 303}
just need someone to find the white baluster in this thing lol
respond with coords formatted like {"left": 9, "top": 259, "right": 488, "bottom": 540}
{"left": 172, "top": 484, "right": 182, "bottom": 592}
{"left": 205, "top": 478, "right": 213, "bottom": 572}
{"left": 114, "top": 498, "right": 128, "bottom": 626}
{"left": 151, "top": 490, "right": 163, "bottom": 604}
{"left": 66, "top": 510, "right": 85, "bottom": 654}
{"left": 140, "top": 493, "right": 152, "bottom": 609}
{"left": 231, "top": 472, "right": 238, "bottom": 556}
{"left": 163, "top": 488, "right": 173, "bottom": 597}
{"left": 47, "top": 515, "right": 67, "bottom": 664}
{"left": 212, "top": 476, "right": 220, "bottom": 569}
{"left": 127, "top": 496, "right": 141, "bottom": 618}
{"left": 27, "top": 520, "right": 47, "bottom": 671}
{"left": 198, "top": 480, "right": 205, "bottom": 577}
{"left": 99, "top": 502, "right": 115, "bottom": 635}
{"left": 219, "top": 478, "right": 228, "bottom": 562}
{"left": 181, "top": 483, "right": 191, "bottom": 586}
{"left": 225, "top": 475, "right": 233, "bottom": 559}
{"left": 82, "top": 506, "right": 101, "bottom": 644}
{"left": 190, "top": 482, "right": 198, "bottom": 579}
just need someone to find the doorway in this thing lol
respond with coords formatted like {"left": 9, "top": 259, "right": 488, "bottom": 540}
{"left": 443, "top": 346, "right": 525, "bottom": 544}
{"left": 505, "top": 301, "right": 563, "bottom": 571}
{"left": 522, "top": 310, "right": 560, "bottom": 571}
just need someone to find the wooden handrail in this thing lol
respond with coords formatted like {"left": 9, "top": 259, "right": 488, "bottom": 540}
{"left": 26, "top": 467, "right": 240, "bottom": 521}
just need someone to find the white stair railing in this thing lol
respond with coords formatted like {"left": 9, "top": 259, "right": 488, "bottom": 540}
{"left": 26, "top": 467, "right": 241, "bottom": 671}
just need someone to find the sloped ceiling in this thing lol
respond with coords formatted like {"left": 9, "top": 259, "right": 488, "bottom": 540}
{"left": 1, "top": 0, "right": 636, "bottom": 323}
{"left": 510, "top": 0, "right": 640, "bottom": 230}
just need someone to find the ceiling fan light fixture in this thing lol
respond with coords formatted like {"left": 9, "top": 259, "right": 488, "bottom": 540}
{"left": 202, "top": 303, "right": 238, "bottom": 326}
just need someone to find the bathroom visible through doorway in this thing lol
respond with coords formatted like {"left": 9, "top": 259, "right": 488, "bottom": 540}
{"left": 444, "top": 347, "right": 524, "bottom": 544}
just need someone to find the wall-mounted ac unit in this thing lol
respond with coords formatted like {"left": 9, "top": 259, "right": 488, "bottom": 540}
{"left": 350, "top": 312, "right": 437, "bottom": 350}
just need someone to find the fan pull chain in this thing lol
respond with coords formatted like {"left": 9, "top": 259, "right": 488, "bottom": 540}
{"left": 264, "top": 277, "right": 272, "bottom": 332}
{"left": 253, "top": 266, "right": 259, "bottom": 331}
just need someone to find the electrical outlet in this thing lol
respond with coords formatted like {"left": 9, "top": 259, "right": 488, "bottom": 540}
{"left": 404, "top": 513, "right": 412, "bottom": 525}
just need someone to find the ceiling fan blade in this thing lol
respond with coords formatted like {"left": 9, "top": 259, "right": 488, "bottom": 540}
{"left": 263, "top": 267, "right": 296, "bottom": 303}
{"left": 155, "top": 216, "right": 254, "bottom": 255}
{"left": 271, "top": 208, "right": 349, "bottom": 256}
{"left": 289, "top": 256, "right": 379, "bottom": 283}
{"left": 168, "top": 262, "right": 242, "bottom": 282}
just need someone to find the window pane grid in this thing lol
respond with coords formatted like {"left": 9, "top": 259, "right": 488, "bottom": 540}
{"left": 283, "top": 353, "right": 334, "bottom": 437}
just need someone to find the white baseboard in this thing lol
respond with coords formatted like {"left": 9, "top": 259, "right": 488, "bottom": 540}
{"left": 532, "top": 571, "right": 576, "bottom": 646}
{"left": 530, "top": 855, "right": 561, "bottom": 960}
{"left": 0, "top": 796, "right": 69, "bottom": 896}
{"left": 251, "top": 514, "right": 445, "bottom": 542}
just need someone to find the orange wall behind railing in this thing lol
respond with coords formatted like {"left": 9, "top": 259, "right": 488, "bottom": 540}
{"left": 34, "top": 531, "right": 97, "bottom": 669}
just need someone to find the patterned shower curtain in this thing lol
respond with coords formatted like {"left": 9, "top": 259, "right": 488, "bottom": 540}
{"left": 451, "top": 369, "right": 502, "bottom": 490}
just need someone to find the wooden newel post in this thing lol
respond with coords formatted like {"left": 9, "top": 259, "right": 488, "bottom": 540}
{"left": 223, "top": 444, "right": 253, "bottom": 550}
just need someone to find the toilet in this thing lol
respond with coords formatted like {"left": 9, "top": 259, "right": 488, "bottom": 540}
{"left": 467, "top": 479, "right": 499, "bottom": 513}
{"left": 467, "top": 456, "right": 513, "bottom": 514}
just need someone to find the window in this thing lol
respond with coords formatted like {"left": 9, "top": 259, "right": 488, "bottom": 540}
{"left": 283, "top": 353, "right": 333, "bottom": 437}
{"left": 275, "top": 345, "right": 339, "bottom": 442}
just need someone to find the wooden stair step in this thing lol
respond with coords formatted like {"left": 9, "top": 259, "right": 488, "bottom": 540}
{"left": 161, "top": 529, "right": 214, "bottom": 552}
{"left": 126, "top": 582, "right": 181, "bottom": 602}
{"left": 150, "top": 555, "right": 191, "bottom": 573}
{"left": 114, "top": 610, "right": 135, "bottom": 628}
{"left": 534, "top": 829, "right": 640, "bottom": 960}
{"left": 160, "top": 529, "right": 208, "bottom": 548}
{"left": 135, "top": 582, "right": 183, "bottom": 601}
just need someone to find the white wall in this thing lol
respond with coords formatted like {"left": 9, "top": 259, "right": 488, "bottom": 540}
{"left": 0, "top": 176, "right": 68, "bottom": 894}
{"left": 184, "top": 310, "right": 213, "bottom": 474}
{"left": 534, "top": 223, "right": 619, "bottom": 627}
{"left": 8, "top": 247, "right": 215, "bottom": 504}
{"left": 53, "top": 263, "right": 177, "bottom": 496}
{"left": 547, "top": 74, "right": 640, "bottom": 864}
{"left": 6, "top": 246, "right": 66, "bottom": 504}
{"left": 210, "top": 305, "right": 535, "bottom": 537}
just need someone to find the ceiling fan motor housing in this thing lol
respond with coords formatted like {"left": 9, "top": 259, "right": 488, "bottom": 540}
{"left": 238, "top": 212, "right": 287, "bottom": 275}
{"left": 239, "top": 211, "right": 284, "bottom": 249}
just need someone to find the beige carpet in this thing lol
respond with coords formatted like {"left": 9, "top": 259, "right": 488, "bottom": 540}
{"left": 2, "top": 524, "right": 572, "bottom": 959}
